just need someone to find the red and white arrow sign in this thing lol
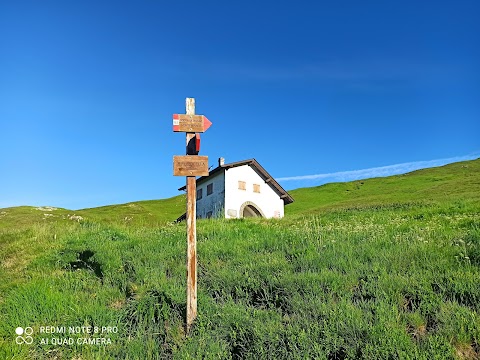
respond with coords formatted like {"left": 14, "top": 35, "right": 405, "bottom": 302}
{"left": 173, "top": 114, "right": 212, "bottom": 133}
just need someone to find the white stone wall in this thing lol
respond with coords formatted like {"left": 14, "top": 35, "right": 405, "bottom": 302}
{"left": 196, "top": 171, "right": 225, "bottom": 218}
{"left": 223, "top": 165, "right": 284, "bottom": 219}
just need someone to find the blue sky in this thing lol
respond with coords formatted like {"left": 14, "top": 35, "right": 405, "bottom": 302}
{"left": 1, "top": 1, "right": 479, "bottom": 209}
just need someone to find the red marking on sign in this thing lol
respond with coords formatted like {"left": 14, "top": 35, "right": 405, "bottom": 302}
{"left": 173, "top": 114, "right": 180, "bottom": 132}
{"left": 202, "top": 116, "right": 212, "bottom": 132}
{"left": 195, "top": 133, "right": 200, "bottom": 153}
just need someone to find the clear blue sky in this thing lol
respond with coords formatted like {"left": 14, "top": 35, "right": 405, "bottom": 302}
{"left": 1, "top": 1, "right": 479, "bottom": 209}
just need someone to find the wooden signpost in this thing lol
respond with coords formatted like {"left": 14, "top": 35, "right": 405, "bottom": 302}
{"left": 172, "top": 98, "right": 211, "bottom": 332}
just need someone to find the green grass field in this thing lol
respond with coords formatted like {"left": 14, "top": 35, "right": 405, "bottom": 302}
{"left": 0, "top": 159, "right": 479, "bottom": 359}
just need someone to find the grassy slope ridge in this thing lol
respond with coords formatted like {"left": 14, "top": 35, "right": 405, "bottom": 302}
{"left": 0, "top": 159, "right": 479, "bottom": 359}
{"left": 288, "top": 158, "right": 480, "bottom": 215}
{"left": 76, "top": 196, "right": 186, "bottom": 225}
{"left": 1, "top": 159, "right": 478, "bottom": 229}
{"left": 0, "top": 195, "right": 186, "bottom": 230}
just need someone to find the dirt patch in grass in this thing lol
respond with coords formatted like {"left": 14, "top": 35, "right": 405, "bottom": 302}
{"left": 454, "top": 342, "right": 479, "bottom": 360}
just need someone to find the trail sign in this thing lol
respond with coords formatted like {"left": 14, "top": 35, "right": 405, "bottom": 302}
{"left": 173, "top": 114, "right": 212, "bottom": 133}
{"left": 173, "top": 155, "right": 209, "bottom": 176}
{"left": 172, "top": 98, "right": 212, "bottom": 333}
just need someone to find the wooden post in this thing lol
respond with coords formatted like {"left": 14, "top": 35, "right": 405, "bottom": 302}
{"left": 172, "top": 98, "right": 211, "bottom": 332}
{"left": 185, "top": 98, "right": 197, "bottom": 332}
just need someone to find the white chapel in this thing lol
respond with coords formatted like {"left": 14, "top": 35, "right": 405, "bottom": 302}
{"left": 179, "top": 158, "right": 294, "bottom": 219}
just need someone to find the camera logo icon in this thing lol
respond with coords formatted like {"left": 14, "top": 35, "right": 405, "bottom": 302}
{"left": 15, "top": 327, "right": 33, "bottom": 344}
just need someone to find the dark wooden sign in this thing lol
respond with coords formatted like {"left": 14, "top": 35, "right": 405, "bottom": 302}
{"left": 173, "top": 155, "right": 209, "bottom": 176}
{"left": 186, "top": 133, "right": 201, "bottom": 155}
{"left": 173, "top": 114, "right": 212, "bottom": 133}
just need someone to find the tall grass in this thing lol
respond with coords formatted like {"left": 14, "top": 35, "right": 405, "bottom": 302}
{"left": 1, "top": 199, "right": 479, "bottom": 359}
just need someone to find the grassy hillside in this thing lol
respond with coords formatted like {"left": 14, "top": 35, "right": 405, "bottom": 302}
{"left": 288, "top": 158, "right": 480, "bottom": 215}
{"left": 0, "top": 195, "right": 186, "bottom": 230}
{"left": 76, "top": 196, "right": 186, "bottom": 226}
{"left": 0, "top": 159, "right": 479, "bottom": 359}
{"left": 1, "top": 159, "right": 478, "bottom": 230}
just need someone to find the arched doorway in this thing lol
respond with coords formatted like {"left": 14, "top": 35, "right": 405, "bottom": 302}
{"left": 239, "top": 201, "right": 265, "bottom": 218}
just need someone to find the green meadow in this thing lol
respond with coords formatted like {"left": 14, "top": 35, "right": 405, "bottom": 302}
{"left": 0, "top": 159, "right": 479, "bottom": 359}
